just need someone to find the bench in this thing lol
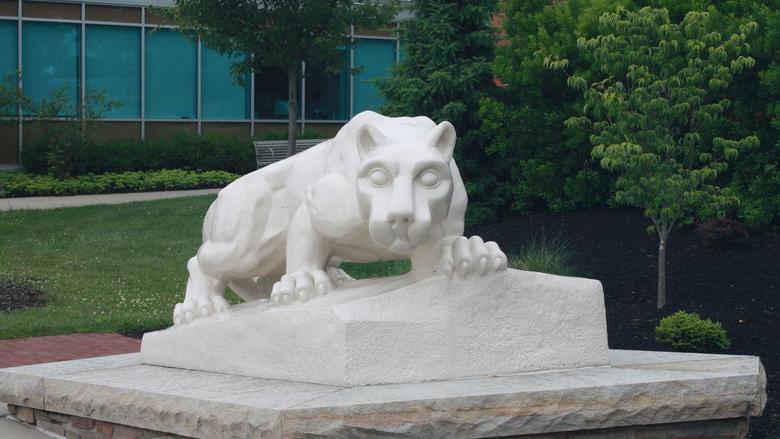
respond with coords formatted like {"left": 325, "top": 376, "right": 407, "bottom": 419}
{"left": 254, "top": 138, "right": 327, "bottom": 168}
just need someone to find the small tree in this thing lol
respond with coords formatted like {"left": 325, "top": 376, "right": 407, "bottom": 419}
{"left": 556, "top": 7, "right": 759, "bottom": 308}
{"left": 378, "top": 0, "right": 501, "bottom": 223}
{"left": 23, "top": 87, "right": 117, "bottom": 178}
{"left": 162, "top": 0, "right": 395, "bottom": 157}
{"left": 0, "top": 72, "right": 30, "bottom": 117}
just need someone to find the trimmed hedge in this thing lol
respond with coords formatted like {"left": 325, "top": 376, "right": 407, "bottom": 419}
{"left": 22, "top": 128, "right": 328, "bottom": 177}
{"left": 0, "top": 169, "right": 238, "bottom": 197}
{"left": 23, "top": 132, "right": 255, "bottom": 176}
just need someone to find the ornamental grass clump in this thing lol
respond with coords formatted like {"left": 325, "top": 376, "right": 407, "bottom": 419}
{"left": 509, "top": 234, "right": 576, "bottom": 276}
{"left": 655, "top": 311, "right": 730, "bottom": 352}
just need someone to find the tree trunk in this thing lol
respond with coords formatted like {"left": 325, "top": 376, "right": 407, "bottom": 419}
{"left": 657, "top": 231, "right": 669, "bottom": 309}
{"left": 286, "top": 64, "right": 298, "bottom": 158}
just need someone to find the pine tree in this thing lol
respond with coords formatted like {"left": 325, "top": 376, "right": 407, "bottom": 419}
{"left": 378, "top": 0, "right": 502, "bottom": 224}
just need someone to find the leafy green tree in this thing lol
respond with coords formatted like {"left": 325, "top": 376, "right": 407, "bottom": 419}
{"left": 378, "top": 0, "right": 501, "bottom": 224}
{"left": 488, "top": 0, "right": 780, "bottom": 227}
{"left": 480, "top": 0, "right": 624, "bottom": 213}
{"left": 559, "top": 7, "right": 759, "bottom": 308}
{"left": 162, "top": 0, "right": 395, "bottom": 157}
{"left": 635, "top": 0, "right": 780, "bottom": 229}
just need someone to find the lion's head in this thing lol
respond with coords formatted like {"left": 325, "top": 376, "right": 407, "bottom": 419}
{"left": 355, "top": 121, "right": 456, "bottom": 254}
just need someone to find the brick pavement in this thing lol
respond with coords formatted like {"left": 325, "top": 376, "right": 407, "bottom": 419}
{"left": 0, "top": 333, "right": 140, "bottom": 368}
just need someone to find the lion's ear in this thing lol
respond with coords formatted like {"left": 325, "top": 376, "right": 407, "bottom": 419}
{"left": 356, "top": 125, "right": 388, "bottom": 161}
{"left": 427, "top": 121, "right": 456, "bottom": 162}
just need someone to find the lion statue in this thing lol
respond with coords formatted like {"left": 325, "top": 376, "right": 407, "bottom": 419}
{"left": 173, "top": 111, "right": 507, "bottom": 325}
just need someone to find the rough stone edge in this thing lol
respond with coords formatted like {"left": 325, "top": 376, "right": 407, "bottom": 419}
{"left": 42, "top": 377, "right": 283, "bottom": 439}
{"left": 0, "top": 354, "right": 140, "bottom": 410}
{"left": 0, "top": 352, "right": 766, "bottom": 439}
{"left": 0, "top": 371, "right": 44, "bottom": 409}
{"left": 279, "top": 366, "right": 766, "bottom": 438}
{"left": 10, "top": 407, "right": 752, "bottom": 439}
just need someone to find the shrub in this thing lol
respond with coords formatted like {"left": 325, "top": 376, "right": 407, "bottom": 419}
{"left": 24, "top": 128, "right": 329, "bottom": 177}
{"left": 0, "top": 169, "right": 238, "bottom": 197}
{"left": 21, "top": 86, "right": 118, "bottom": 179}
{"left": 695, "top": 218, "right": 749, "bottom": 248}
{"left": 509, "top": 234, "right": 575, "bottom": 276}
{"left": 29, "top": 132, "right": 255, "bottom": 177}
{"left": 655, "top": 311, "right": 731, "bottom": 353}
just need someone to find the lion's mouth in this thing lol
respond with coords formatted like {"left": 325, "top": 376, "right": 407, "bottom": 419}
{"left": 368, "top": 219, "right": 425, "bottom": 254}
{"left": 388, "top": 223, "right": 416, "bottom": 253}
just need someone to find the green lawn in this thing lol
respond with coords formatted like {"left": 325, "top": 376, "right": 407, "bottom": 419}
{"left": 0, "top": 195, "right": 573, "bottom": 339}
{"left": 0, "top": 195, "right": 412, "bottom": 339}
{"left": 0, "top": 196, "right": 216, "bottom": 339}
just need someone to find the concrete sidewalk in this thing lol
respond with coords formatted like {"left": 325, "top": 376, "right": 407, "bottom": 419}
{"left": 0, "top": 415, "right": 48, "bottom": 439}
{"left": 0, "top": 188, "right": 220, "bottom": 211}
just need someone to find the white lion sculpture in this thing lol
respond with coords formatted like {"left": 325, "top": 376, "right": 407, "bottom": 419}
{"left": 173, "top": 111, "right": 507, "bottom": 325}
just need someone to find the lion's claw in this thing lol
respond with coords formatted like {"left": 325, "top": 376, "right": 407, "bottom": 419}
{"left": 173, "top": 294, "right": 229, "bottom": 326}
{"left": 439, "top": 236, "right": 507, "bottom": 279}
{"left": 271, "top": 269, "right": 334, "bottom": 306}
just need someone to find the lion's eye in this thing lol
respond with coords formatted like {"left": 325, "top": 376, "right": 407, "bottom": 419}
{"left": 368, "top": 168, "right": 390, "bottom": 187}
{"left": 418, "top": 169, "right": 440, "bottom": 188}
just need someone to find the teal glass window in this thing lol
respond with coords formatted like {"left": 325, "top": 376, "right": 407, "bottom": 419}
{"left": 201, "top": 46, "right": 249, "bottom": 120}
{"left": 145, "top": 29, "right": 196, "bottom": 119}
{"left": 352, "top": 38, "right": 396, "bottom": 114}
{"left": 305, "top": 48, "right": 349, "bottom": 121}
{"left": 254, "top": 67, "right": 301, "bottom": 119}
{"left": 86, "top": 25, "right": 140, "bottom": 119}
{"left": 22, "top": 22, "right": 80, "bottom": 113}
{"left": 0, "top": 20, "right": 17, "bottom": 116}
{"left": 0, "top": 20, "right": 15, "bottom": 78}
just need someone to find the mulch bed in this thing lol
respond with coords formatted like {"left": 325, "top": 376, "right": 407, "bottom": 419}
{"left": 470, "top": 208, "right": 779, "bottom": 438}
{"left": 0, "top": 279, "right": 46, "bottom": 312}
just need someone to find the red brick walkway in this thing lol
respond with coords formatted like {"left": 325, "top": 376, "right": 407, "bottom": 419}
{"left": 0, "top": 333, "right": 141, "bottom": 368}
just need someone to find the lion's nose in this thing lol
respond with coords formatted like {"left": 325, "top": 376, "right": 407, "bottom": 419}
{"left": 388, "top": 212, "right": 413, "bottom": 226}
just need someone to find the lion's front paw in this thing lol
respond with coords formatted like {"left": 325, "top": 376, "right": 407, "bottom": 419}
{"left": 173, "top": 295, "right": 230, "bottom": 326}
{"left": 438, "top": 236, "right": 507, "bottom": 279}
{"left": 271, "top": 269, "right": 334, "bottom": 306}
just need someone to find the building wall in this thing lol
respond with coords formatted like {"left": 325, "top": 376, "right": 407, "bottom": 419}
{"left": 0, "top": 0, "right": 401, "bottom": 165}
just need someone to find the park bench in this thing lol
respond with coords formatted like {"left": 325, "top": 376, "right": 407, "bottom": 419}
{"left": 254, "top": 138, "right": 326, "bottom": 168}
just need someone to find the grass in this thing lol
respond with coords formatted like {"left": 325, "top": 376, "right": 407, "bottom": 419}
{"left": 341, "top": 260, "right": 411, "bottom": 279}
{"left": 0, "top": 195, "right": 217, "bottom": 339}
{"left": 508, "top": 234, "right": 576, "bottom": 276}
{"left": 0, "top": 195, "right": 574, "bottom": 339}
{"left": 0, "top": 195, "right": 408, "bottom": 339}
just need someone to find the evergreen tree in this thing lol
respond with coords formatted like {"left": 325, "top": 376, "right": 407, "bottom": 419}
{"left": 378, "top": 0, "right": 501, "bottom": 224}
{"left": 480, "top": 0, "right": 622, "bottom": 213}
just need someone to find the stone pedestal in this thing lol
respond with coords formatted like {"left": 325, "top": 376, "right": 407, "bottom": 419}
{"left": 141, "top": 270, "right": 610, "bottom": 385}
{"left": 0, "top": 350, "right": 766, "bottom": 439}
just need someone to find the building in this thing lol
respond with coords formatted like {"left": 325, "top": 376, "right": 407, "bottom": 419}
{"left": 0, "top": 0, "right": 403, "bottom": 166}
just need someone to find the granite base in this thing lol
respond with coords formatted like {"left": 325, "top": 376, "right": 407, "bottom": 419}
{"left": 0, "top": 350, "right": 766, "bottom": 439}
